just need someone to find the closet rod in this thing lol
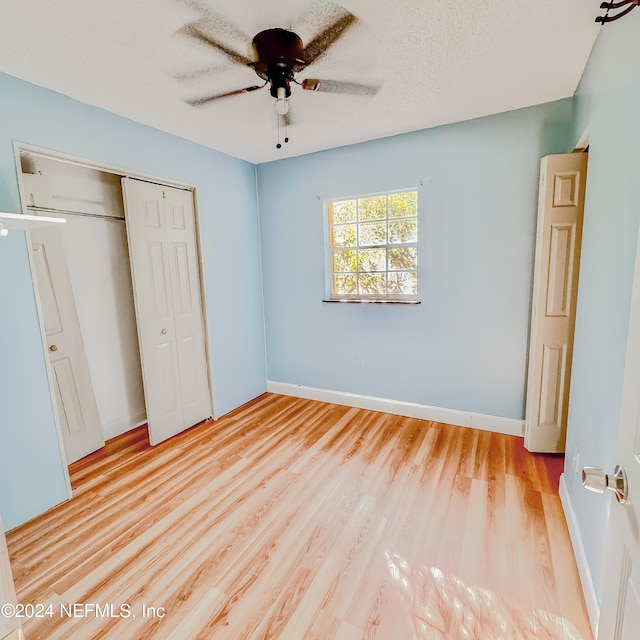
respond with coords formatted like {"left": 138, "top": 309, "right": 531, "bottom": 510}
{"left": 26, "top": 205, "right": 125, "bottom": 222}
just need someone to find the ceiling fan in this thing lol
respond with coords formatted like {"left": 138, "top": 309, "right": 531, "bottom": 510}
{"left": 178, "top": 5, "right": 377, "bottom": 129}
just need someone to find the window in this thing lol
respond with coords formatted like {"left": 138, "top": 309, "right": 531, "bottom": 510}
{"left": 325, "top": 189, "right": 419, "bottom": 302}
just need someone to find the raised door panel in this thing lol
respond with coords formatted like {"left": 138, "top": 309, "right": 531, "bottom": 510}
{"left": 32, "top": 242, "right": 64, "bottom": 335}
{"left": 552, "top": 171, "right": 580, "bottom": 207}
{"left": 537, "top": 343, "right": 567, "bottom": 432}
{"left": 147, "top": 240, "right": 171, "bottom": 320}
{"left": 52, "top": 357, "right": 86, "bottom": 436}
{"left": 172, "top": 243, "right": 193, "bottom": 314}
{"left": 545, "top": 223, "right": 577, "bottom": 318}
{"left": 156, "top": 342, "right": 180, "bottom": 416}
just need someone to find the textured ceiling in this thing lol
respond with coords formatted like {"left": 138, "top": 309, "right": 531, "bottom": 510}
{"left": 0, "top": 0, "right": 600, "bottom": 163}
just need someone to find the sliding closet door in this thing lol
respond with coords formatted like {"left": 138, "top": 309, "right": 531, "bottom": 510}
{"left": 164, "top": 187, "right": 212, "bottom": 428}
{"left": 31, "top": 225, "right": 105, "bottom": 463}
{"left": 122, "top": 178, "right": 211, "bottom": 445}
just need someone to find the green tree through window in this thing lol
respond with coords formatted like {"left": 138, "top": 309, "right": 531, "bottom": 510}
{"left": 327, "top": 190, "right": 418, "bottom": 300}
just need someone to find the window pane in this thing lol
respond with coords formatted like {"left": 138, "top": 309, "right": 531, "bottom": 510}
{"left": 358, "top": 248, "right": 386, "bottom": 272}
{"left": 327, "top": 189, "right": 419, "bottom": 300}
{"left": 330, "top": 224, "right": 357, "bottom": 247}
{"left": 330, "top": 199, "right": 357, "bottom": 224}
{"left": 358, "top": 272, "right": 386, "bottom": 295}
{"left": 359, "top": 221, "right": 386, "bottom": 246}
{"left": 332, "top": 249, "right": 357, "bottom": 273}
{"left": 388, "top": 191, "right": 417, "bottom": 218}
{"left": 333, "top": 273, "right": 357, "bottom": 294}
{"left": 388, "top": 219, "right": 417, "bottom": 244}
{"left": 388, "top": 271, "right": 417, "bottom": 294}
{"left": 358, "top": 195, "right": 386, "bottom": 221}
{"left": 388, "top": 247, "right": 417, "bottom": 270}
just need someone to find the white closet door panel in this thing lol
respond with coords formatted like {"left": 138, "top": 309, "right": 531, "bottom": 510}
{"left": 165, "top": 188, "right": 211, "bottom": 428}
{"left": 123, "top": 178, "right": 211, "bottom": 445}
{"left": 123, "top": 179, "right": 181, "bottom": 444}
{"left": 31, "top": 227, "right": 104, "bottom": 462}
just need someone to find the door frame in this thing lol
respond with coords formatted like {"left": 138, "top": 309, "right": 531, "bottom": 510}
{"left": 12, "top": 141, "right": 217, "bottom": 473}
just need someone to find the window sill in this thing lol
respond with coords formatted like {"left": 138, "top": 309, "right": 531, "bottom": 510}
{"left": 322, "top": 299, "right": 421, "bottom": 305}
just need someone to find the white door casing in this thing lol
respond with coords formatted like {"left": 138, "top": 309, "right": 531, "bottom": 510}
{"left": 122, "top": 178, "right": 211, "bottom": 445}
{"left": 525, "top": 153, "right": 588, "bottom": 453}
{"left": 30, "top": 225, "right": 104, "bottom": 464}
{"left": 597, "top": 219, "right": 640, "bottom": 639}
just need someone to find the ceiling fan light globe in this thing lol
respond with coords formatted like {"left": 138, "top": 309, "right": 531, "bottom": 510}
{"left": 275, "top": 98, "right": 290, "bottom": 115}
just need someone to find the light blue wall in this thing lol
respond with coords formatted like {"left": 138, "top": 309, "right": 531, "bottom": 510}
{"left": 564, "top": 13, "right": 640, "bottom": 605}
{"left": 257, "top": 101, "right": 573, "bottom": 418}
{"left": 0, "top": 72, "right": 266, "bottom": 531}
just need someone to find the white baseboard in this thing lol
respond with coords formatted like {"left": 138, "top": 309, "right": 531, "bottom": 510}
{"left": 102, "top": 412, "right": 147, "bottom": 441}
{"left": 266, "top": 381, "right": 524, "bottom": 437}
{"left": 559, "top": 474, "right": 600, "bottom": 638}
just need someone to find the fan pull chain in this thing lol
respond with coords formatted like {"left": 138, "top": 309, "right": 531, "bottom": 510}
{"left": 276, "top": 113, "right": 290, "bottom": 149}
{"left": 276, "top": 111, "right": 282, "bottom": 149}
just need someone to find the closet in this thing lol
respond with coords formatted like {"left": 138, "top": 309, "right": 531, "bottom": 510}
{"left": 20, "top": 149, "right": 212, "bottom": 460}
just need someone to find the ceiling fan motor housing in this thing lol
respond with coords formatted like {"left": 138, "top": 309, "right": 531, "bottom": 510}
{"left": 252, "top": 28, "right": 305, "bottom": 98}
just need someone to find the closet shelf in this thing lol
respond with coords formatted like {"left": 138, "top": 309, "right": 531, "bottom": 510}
{"left": 0, "top": 211, "right": 66, "bottom": 231}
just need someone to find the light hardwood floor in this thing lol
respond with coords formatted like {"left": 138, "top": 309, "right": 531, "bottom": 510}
{"left": 6, "top": 393, "right": 592, "bottom": 639}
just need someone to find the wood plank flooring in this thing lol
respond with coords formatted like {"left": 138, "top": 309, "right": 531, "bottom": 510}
{"left": 6, "top": 393, "right": 592, "bottom": 639}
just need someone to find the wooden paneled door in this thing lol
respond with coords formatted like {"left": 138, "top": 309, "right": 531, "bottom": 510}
{"left": 525, "top": 153, "right": 588, "bottom": 453}
{"left": 30, "top": 225, "right": 104, "bottom": 463}
{"left": 122, "top": 178, "right": 211, "bottom": 445}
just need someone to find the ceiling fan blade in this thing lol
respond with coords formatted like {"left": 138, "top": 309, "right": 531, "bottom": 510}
{"left": 173, "top": 66, "right": 227, "bottom": 82}
{"left": 179, "top": 21, "right": 254, "bottom": 68}
{"left": 301, "top": 78, "right": 377, "bottom": 96}
{"left": 186, "top": 84, "right": 264, "bottom": 107}
{"left": 302, "top": 10, "right": 357, "bottom": 66}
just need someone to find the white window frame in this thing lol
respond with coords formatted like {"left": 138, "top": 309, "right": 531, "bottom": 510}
{"left": 323, "top": 188, "right": 419, "bottom": 304}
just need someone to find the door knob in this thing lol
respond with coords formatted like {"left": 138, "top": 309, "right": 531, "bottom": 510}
{"left": 49, "top": 344, "right": 58, "bottom": 352}
{"left": 582, "top": 465, "right": 628, "bottom": 504}
{"left": 160, "top": 329, "right": 167, "bottom": 335}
